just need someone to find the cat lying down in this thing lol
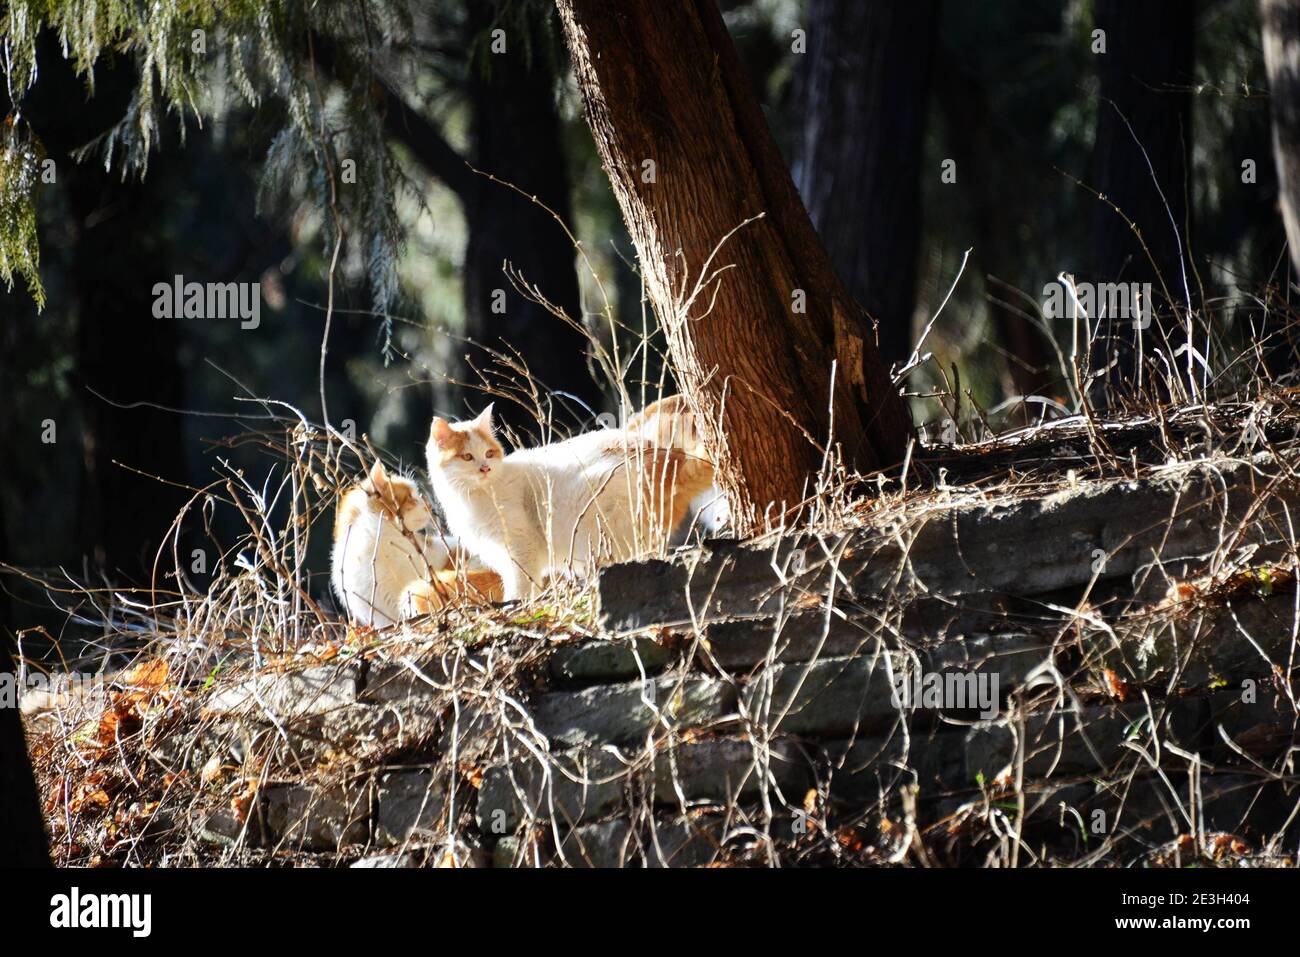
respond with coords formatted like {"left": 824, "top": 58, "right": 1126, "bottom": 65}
{"left": 331, "top": 461, "right": 502, "bottom": 626}
{"left": 427, "top": 395, "right": 716, "bottom": 601}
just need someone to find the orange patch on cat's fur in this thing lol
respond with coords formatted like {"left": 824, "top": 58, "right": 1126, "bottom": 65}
{"left": 619, "top": 443, "right": 714, "bottom": 534}
{"left": 402, "top": 567, "right": 503, "bottom": 615}
{"left": 430, "top": 416, "right": 503, "bottom": 465}
{"left": 335, "top": 460, "right": 423, "bottom": 530}
{"left": 620, "top": 395, "right": 715, "bottom": 533}
{"left": 429, "top": 418, "right": 468, "bottom": 464}
{"left": 333, "top": 486, "right": 368, "bottom": 539}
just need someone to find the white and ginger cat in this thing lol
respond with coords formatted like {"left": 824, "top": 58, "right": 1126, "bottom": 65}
{"left": 331, "top": 460, "right": 500, "bottom": 626}
{"left": 426, "top": 396, "right": 715, "bottom": 600}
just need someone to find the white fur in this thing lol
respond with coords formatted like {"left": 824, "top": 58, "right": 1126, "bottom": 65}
{"left": 331, "top": 487, "right": 446, "bottom": 627}
{"left": 670, "top": 485, "right": 731, "bottom": 547}
{"left": 428, "top": 412, "right": 667, "bottom": 600}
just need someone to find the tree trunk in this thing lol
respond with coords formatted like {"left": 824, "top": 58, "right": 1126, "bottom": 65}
{"left": 793, "top": 0, "right": 938, "bottom": 367}
{"left": 1090, "top": 0, "right": 1194, "bottom": 392}
{"left": 67, "top": 175, "right": 188, "bottom": 576}
{"left": 556, "top": 0, "right": 912, "bottom": 533}
{"left": 1262, "top": 0, "right": 1300, "bottom": 277}
{"left": 932, "top": 48, "right": 1058, "bottom": 399}
{"left": 23, "top": 36, "right": 188, "bottom": 579}
{"left": 0, "top": 636, "right": 50, "bottom": 866}
{"left": 462, "top": 1, "right": 603, "bottom": 441}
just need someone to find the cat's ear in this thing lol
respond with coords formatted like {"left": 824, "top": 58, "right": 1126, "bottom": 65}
{"left": 368, "top": 460, "right": 391, "bottom": 492}
{"left": 429, "top": 417, "right": 455, "bottom": 448}
{"left": 471, "top": 403, "right": 495, "bottom": 435}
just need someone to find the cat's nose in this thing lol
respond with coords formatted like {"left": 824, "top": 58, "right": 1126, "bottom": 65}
{"left": 479, "top": 465, "right": 491, "bottom": 474}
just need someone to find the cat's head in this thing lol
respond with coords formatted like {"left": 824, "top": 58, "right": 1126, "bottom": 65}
{"left": 358, "top": 460, "right": 432, "bottom": 531}
{"left": 426, "top": 405, "right": 504, "bottom": 488}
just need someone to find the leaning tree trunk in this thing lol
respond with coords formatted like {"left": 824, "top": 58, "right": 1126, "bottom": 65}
{"left": 793, "top": 0, "right": 938, "bottom": 367}
{"left": 556, "top": 0, "right": 911, "bottom": 533}
{"left": 1262, "top": 0, "right": 1300, "bottom": 277}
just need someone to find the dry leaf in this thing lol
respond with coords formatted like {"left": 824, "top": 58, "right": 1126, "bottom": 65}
{"left": 200, "top": 754, "right": 225, "bottom": 786}
{"left": 231, "top": 779, "right": 259, "bottom": 823}
{"left": 120, "top": 658, "right": 170, "bottom": 691}
{"left": 835, "top": 825, "right": 866, "bottom": 852}
{"left": 1103, "top": 669, "right": 1135, "bottom": 702}
{"left": 459, "top": 763, "right": 484, "bottom": 789}
{"left": 70, "top": 771, "right": 113, "bottom": 815}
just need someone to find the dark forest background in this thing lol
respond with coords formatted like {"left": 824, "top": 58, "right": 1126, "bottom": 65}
{"left": 0, "top": 0, "right": 1287, "bottom": 645}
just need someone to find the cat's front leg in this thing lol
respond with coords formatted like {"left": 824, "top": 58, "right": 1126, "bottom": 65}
{"left": 499, "top": 566, "right": 527, "bottom": 602}
{"left": 503, "top": 552, "right": 548, "bottom": 601}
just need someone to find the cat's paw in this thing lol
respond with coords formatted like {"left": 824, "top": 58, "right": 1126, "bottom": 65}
{"left": 399, "top": 579, "right": 446, "bottom": 618}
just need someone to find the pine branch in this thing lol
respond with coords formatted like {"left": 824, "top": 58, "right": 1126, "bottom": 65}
{"left": 309, "top": 31, "right": 474, "bottom": 203}
{"left": 379, "top": 84, "right": 475, "bottom": 202}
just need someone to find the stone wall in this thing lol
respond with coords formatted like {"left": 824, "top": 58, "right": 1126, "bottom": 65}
{"left": 185, "top": 455, "right": 1300, "bottom": 866}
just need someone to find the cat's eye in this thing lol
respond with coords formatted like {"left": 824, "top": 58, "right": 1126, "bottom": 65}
{"left": 460, "top": 452, "right": 474, "bottom": 461}
{"left": 485, "top": 449, "right": 497, "bottom": 458}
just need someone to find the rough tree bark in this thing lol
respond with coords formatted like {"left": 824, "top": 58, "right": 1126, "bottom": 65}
{"left": 793, "top": 0, "right": 938, "bottom": 367}
{"left": 556, "top": 0, "right": 912, "bottom": 532}
{"left": 1262, "top": 0, "right": 1300, "bottom": 276}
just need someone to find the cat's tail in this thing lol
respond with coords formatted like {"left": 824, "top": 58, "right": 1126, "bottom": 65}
{"left": 400, "top": 567, "right": 504, "bottom": 616}
{"left": 625, "top": 395, "right": 716, "bottom": 532}
{"left": 625, "top": 395, "right": 712, "bottom": 462}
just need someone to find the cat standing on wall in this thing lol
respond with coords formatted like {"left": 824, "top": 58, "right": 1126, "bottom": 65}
{"left": 425, "top": 396, "right": 715, "bottom": 601}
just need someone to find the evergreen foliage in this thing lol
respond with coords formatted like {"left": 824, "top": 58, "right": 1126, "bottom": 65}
{"left": 2, "top": 0, "right": 415, "bottom": 320}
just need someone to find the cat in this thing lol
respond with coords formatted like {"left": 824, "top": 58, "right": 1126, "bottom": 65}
{"left": 425, "top": 396, "right": 715, "bottom": 600}
{"left": 332, "top": 461, "right": 503, "bottom": 626}
{"left": 331, "top": 460, "right": 441, "bottom": 627}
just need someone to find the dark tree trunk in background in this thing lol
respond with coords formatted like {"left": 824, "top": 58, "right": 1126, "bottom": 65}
{"left": 23, "top": 38, "right": 187, "bottom": 579}
{"left": 1091, "top": 0, "right": 1194, "bottom": 391}
{"left": 1262, "top": 0, "right": 1300, "bottom": 277}
{"left": 933, "top": 52, "right": 1057, "bottom": 399}
{"left": 0, "top": 482, "right": 9, "bottom": 633}
{"left": 338, "top": 4, "right": 599, "bottom": 442}
{"left": 557, "top": 0, "right": 912, "bottom": 532}
{"left": 67, "top": 173, "right": 187, "bottom": 575}
{"left": 461, "top": 1, "right": 601, "bottom": 441}
{"left": 0, "top": 637, "right": 50, "bottom": 866}
{"left": 794, "top": 0, "right": 938, "bottom": 367}
{"left": 1093, "top": 0, "right": 1194, "bottom": 285}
